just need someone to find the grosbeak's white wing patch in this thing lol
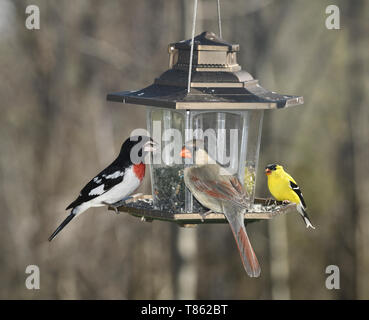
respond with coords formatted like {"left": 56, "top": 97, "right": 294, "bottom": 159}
{"left": 66, "top": 165, "right": 141, "bottom": 210}
{"left": 104, "top": 171, "right": 124, "bottom": 179}
{"left": 90, "top": 168, "right": 140, "bottom": 205}
{"left": 93, "top": 177, "right": 102, "bottom": 184}
{"left": 89, "top": 184, "right": 105, "bottom": 196}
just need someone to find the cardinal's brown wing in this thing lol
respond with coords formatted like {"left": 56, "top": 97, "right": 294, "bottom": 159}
{"left": 185, "top": 165, "right": 249, "bottom": 209}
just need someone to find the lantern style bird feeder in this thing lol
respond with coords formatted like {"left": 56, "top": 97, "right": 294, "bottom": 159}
{"left": 107, "top": 31, "right": 303, "bottom": 225}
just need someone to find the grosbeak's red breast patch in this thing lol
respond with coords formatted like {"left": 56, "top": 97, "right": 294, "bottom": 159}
{"left": 133, "top": 163, "right": 145, "bottom": 181}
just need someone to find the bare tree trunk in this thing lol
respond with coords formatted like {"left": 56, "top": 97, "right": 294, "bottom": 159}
{"left": 176, "top": 227, "right": 198, "bottom": 299}
{"left": 345, "top": 0, "right": 369, "bottom": 299}
{"left": 265, "top": 101, "right": 290, "bottom": 300}
{"left": 171, "top": 0, "right": 203, "bottom": 300}
{"left": 268, "top": 217, "right": 290, "bottom": 299}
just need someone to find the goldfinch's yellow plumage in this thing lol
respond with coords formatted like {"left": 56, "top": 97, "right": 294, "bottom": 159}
{"left": 265, "top": 164, "right": 315, "bottom": 229}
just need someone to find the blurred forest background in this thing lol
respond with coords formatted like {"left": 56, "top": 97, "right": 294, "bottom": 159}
{"left": 0, "top": 0, "right": 368, "bottom": 299}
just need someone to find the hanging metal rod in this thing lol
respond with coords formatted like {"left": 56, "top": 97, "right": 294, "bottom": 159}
{"left": 217, "top": 0, "right": 222, "bottom": 38}
{"left": 187, "top": 0, "right": 199, "bottom": 94}
{"left": 187, "top": 0, "right": 223, "bottom": 93}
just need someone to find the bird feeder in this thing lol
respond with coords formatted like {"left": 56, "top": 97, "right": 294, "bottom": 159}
{"left": 107, "top": 31, "right": 303, "bottom": 225}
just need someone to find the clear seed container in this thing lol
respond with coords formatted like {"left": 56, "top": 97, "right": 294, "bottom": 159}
{"left": 146, "top": 108, "right": 264, "bottom": 213}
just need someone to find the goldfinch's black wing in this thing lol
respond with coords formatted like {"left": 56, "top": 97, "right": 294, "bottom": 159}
{"left": 66, "top": 165, "right": 126, "bottom": 209}
{"left": 289, "top": 181, "right": 306, "bottom": 208}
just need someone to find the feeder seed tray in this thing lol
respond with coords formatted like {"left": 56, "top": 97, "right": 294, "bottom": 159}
{"left": 109, "top": 195, "right": 296, "bottom": 227}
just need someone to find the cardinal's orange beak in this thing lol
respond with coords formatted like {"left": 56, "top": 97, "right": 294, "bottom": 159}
{"left": 180, "top": 147, "right": 192, "bottom": 159}
{"left": 265, "top": 168, "right": 271, "bottom": 175}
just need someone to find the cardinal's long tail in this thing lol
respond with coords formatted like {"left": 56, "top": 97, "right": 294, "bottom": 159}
{"left": 223, "top": 206, "right": 261, "bottom": 277}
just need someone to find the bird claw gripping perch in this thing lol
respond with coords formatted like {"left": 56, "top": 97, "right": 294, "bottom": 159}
{"left": 127, "top": 193, "right": 144, "bottom": 202}
{"left": 106, "top": 193, "right": 145, "bottom": 215}
{"left": 103, "top": 202, "right": 121, "bottom": 215}
{"left": 265, "top": 198, "right": 275, "bottom": 206}
{"left": 199, "top": 210, "right": 213, "bottom": 222}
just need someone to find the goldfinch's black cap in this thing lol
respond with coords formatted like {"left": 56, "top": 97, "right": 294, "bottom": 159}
{"left": 265, "top": 164, "right": 277, "bottom": 171}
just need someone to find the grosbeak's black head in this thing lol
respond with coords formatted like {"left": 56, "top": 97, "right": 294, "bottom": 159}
{"left": 119, "top": 136, "right": 157, "bottom": 164}
{"left": 120, "top": 135, "right": 155, "bottom": 151}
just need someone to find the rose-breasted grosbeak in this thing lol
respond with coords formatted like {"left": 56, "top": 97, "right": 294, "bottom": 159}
{"left": 180, "top": 140, "right": 261, "bottom": 277}
{"left": 48, "top": 135, "right": 156, "bottom": 241}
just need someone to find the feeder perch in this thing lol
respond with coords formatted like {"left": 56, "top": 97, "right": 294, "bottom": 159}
{"left": 107, "top": 31, "right": 303, "bottom": 225}
{"left": 109, "top": 195, "right": 297, "bottom": 227}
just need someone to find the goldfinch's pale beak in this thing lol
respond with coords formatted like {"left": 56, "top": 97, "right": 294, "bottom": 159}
{"left": 265, "top": 168, "right": 271, "bottom": 175}
{"left": 180, "top": 147, "right": 192, "bottom": 159}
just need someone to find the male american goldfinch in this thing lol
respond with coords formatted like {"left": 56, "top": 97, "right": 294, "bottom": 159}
{"left": 181, "top": 140, "right": 261, "bottom": 277}
{"left": 265, "top": 164, "right": 315, "bottom": 229}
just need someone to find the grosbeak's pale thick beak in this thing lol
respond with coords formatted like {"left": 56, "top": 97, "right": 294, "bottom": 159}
{"left": 180, "top": 147, "right": 192, "bottom": 159}
{"left": 143, "top": 140, "right": 158, "bottom": 152}
{"left": 265, "top": 168, "right": 271, "bottom": 175}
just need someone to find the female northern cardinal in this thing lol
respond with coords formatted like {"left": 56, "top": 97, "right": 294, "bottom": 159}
{"left": 180, "top": 140, "right": 261, "bottom": 277}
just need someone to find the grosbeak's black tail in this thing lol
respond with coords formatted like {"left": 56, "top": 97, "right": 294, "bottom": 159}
{"left": 48, "top": 213, "right": 75, "bottom": 241}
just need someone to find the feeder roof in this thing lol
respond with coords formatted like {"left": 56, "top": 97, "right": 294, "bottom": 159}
{"left": 172, "top": 31, "right": 238, "bottom": 51}
{"left": 107, "top": 31, "right": 303, "bottom": 110}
